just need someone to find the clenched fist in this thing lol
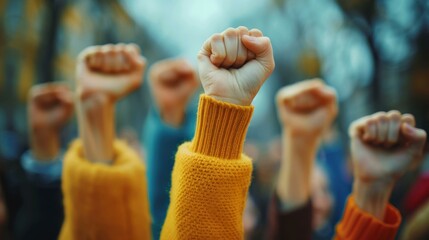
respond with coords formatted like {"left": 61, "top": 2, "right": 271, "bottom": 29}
{"left": 75, "top": 43, "right": 146, "bottom": 163}
{"left": 275, "top": 80, "right": 337, "bottom": 211}
{"left": 28, "top": 84, "right": 74, "bottom": 160}
{"left": 76, "top": 43, "right": 146, "bottom": 101}
{"left": 149, "top": 58, "right": 198, "bottom": 126}
{"left": 276, "top": 79, "right": 337, "bottom": 139}
{"left": 350, "top": 111, "right": 426, "bottom": 183}
{"left": 197, "top": 27, "right": 275, "bottom": 106}
{"left": 349, "top": 111, "right": 426, "bottom": 219}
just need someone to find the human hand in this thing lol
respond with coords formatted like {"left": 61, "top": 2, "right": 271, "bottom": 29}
{"left": 350, "top": 111, "right": 426, "bottom": 184}
{"left": 149, "top": 58, "right": 198, "bottom": 126}
{"left": 349, "top": 111, "right": 426, "bottom": 219}
{"left": 75, "top": 43, "right": 146, "bottom": 163}
{"left": 276, "top": 79, "right": 337, "bottom": 140}
{"left": 76, "top": 43, "right": 146, "bottom": 102}
{"left": 197, "top": 27, "right": 275, "bottom": 106}
{"left": 28, "top": 84, "right": 73, "bottom": 161}
{"left": 275, "top": 79, "right": 337, "bottom": 210}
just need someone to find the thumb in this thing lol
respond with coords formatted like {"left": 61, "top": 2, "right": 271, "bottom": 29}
{"left": 401, "top": 123, "right": 427, "bottom": 155}
{"left": 242, "top": 35, "right": 274, "bottom": 72}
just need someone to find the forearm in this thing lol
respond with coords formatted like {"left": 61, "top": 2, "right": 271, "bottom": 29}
{"left": 144, "top": 107, "right": 193, "bottom": 239}
{"left": 59, "top": 140, "right": 151, "bottom": 240}
{"left": 160, "top": 106, "right": 186, "bottom": 127}
{"left": 266, "top": 194, "right": 313, "bottom": 240}
{"left": 276, "top": 129, "right": 319, "bottom": 210}
{"left": 336, "top": 175, "right": 399, "bottom": 240}
{"left": 76, "top": 96, "right": 115, "bottom": 164}
{"left": 161, "top": 95, "right": 254, "bottom": 239}
{"left": 335, "top": 195, "right": 401, "bottom": 240}
{"left": 16, "top": 172, "right": 64, "bottom": 240}
{"left": 30, "top": 129, "right": 60, "bottom": 161}
{"left": 353, "top": 179, "right": 393, "bottom": 220}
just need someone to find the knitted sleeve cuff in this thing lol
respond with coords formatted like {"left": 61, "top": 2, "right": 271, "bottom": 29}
{"left": 61, "top": 140, "right": 150, "bottom": 239}
{"left": 335, "top": 196, "right": 401, "bottom": 240}
{"left": 191, "top": 94, "right": 254, "bottom": 159}
{"left": 161, "top": 143, "right": 253, "bottom": 239}
{"left": 21, "top": 149, "right": 63, "bottom": 184}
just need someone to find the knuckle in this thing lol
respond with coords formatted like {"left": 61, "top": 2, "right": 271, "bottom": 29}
{"left": 388, "top": 110, "right": 401, "bottom": 118}
{"left": 365, "top": 118, "right": 375, "bottom": 126}
{"left": 237, "top": 26, "right": 249, "bottom": 34}
{"left": 212, "top": 53, "right": 225, "bottom": 62}
{"left": 128, "top": 43, "right": 140, "bottom": 51}
{"left": 211, "top": 34, "right": 222, "bottom": 42}
{"left": 377, "top": 114, "right": 388, "bottom": 122}
{"left": 224, "top": 27, "right": 235, "bottom": 33}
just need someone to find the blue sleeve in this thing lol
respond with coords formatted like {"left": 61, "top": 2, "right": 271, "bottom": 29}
{"left": 20, "top": 150, "right": 63, "bottom": 185}
{"left": 143, "top": 107, "right": 195, "bottom": 239}
{"left": 15, "top": 150, "right": 64, "bottom": 239}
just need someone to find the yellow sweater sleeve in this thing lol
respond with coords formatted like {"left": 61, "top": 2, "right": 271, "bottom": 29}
{"left": 161, "top": 95, "right": 254, "bottom": 239}
{"left": 59, "top": 140, "right": 151, "bottom": 240}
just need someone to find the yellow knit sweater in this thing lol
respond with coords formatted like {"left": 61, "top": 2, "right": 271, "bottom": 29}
{"left": 161, "top": 95, "right": 254, "bottom": 239}
{"left": 59, "top": 140, "right": 151, "bottom": 240}
{"left": 59, "top": 95, "right": 254, "bottom": 240}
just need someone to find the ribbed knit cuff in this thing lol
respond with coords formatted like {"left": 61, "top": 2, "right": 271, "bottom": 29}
{"left": 61, "top": 140, "right": 151, "bottom": 239}
{"left": 335, "top": 196, "right": 401, "bottom": 240}
{"left": 191, "top": 94, "right": 254, "bottom": 159}
{"left": 21, "top": 149, "right": 63, "bottom": 184}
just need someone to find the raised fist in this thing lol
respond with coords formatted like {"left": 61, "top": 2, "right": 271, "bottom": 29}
{"left": 197, "top": 27, "right": 275, "bottom": 106}
{"left": 276, "top": 79, "right": 337, "bottom": 138}
{"left": 28, "top": 83, "right": 74, "bottom": 160}
{"left": 149, "top": 58, "right": 199, "bottom": 126}
{"left": 75, "top": 43, "right": 146, "bottom": 163}
{"left": 349, "top": 111, "right": 426, "bottom": 184}
{"left": 29, "top": 84, "right": 74, "bottom": 130}
{"left": 76, "top": 43, "right": 146, "bottom": 101}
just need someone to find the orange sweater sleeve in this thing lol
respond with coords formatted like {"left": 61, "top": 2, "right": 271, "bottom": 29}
{"left": 59, "top": 140, "right": 151, "bottom": 240}
{"left": 161, "top": 95, "right": 254, "bottom": 239}
{"left": 335, "top": 196, "right": 401, "bottom": 240}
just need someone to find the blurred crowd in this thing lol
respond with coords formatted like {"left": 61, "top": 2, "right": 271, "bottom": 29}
{"left": 0, "top": 0, "right": 429, "bottom": 240}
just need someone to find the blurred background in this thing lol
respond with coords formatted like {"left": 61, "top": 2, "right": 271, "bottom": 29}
{"left": 0, "top": 0, "right": 428, "bottom": 239}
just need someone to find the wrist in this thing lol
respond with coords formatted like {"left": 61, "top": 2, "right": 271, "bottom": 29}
{"left": 191, "top": 95, "right": 253, "bottom": 159}
{"left": 283, "top": 127, "right": 322, "bottom": 145}
{"left": 30, "top": 129, "right": 60, "bottom": 162}
{"left": 276, "top": 129, "right": 320, "bottom": 210}
{"left": 77, "top": 95, "right": 115, "bottom": 164}
{"left": 207, "top": 94, "right": 251, "bottom": 106}
{"left": 283, "top": 128, "right": 320, "bottom": 155}
{"left": 353, "top": 179, "right": 394, "bottom": 220}
{"left": 160, "top": 107, "right": 185, "bottom": 127}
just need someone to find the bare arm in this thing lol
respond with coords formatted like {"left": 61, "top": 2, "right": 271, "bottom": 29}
{"left": 276, "top": 80, "right": 337, "bottom": 211}
{"left": 335, "top": 111, "right": 426, "bottom": 240}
